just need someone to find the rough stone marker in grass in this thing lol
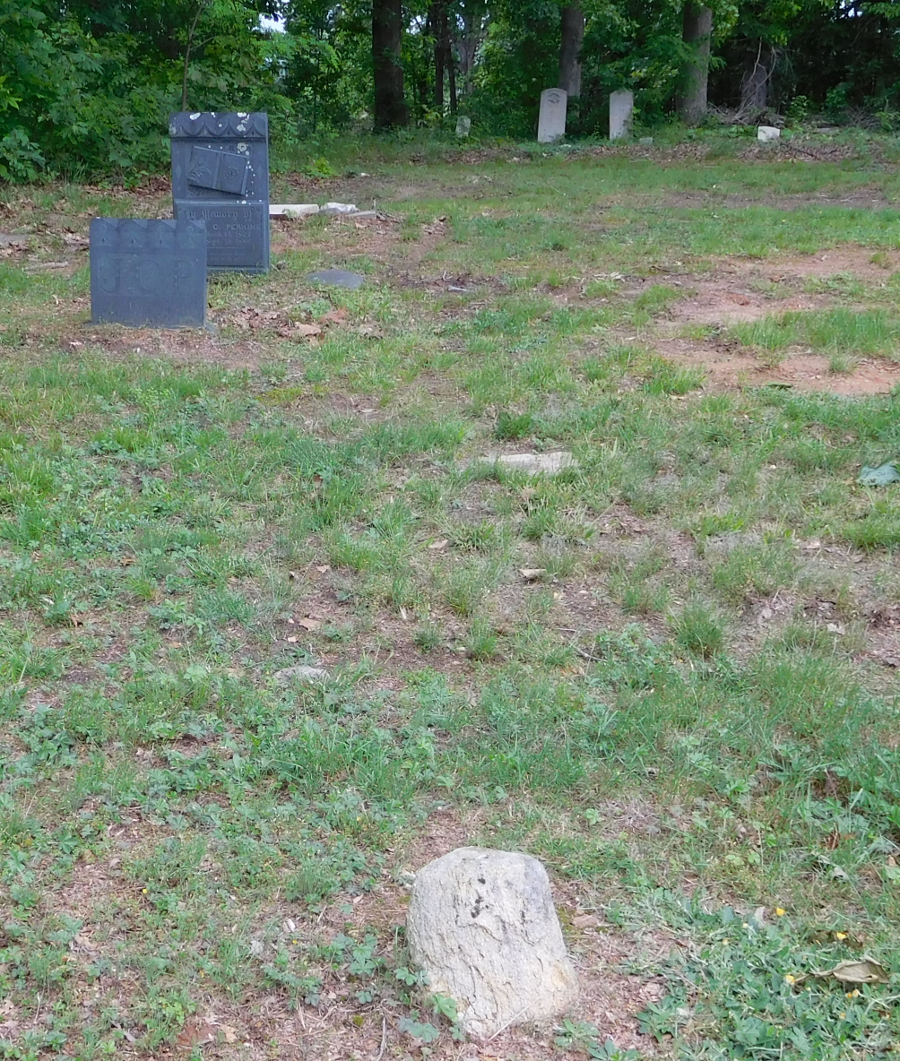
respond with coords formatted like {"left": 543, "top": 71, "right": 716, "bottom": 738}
{"left": 407, "top": 848, "right": 579, "bottom": 1039}
{"left": 89, "top": 218, "right": 207, "bottom": 328}
{"left": 170, "top": 111, "right": 270, "bottom": 274}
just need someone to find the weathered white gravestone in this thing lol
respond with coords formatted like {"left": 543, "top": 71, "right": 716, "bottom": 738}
{"left": 537, "top": 88, "right": 567, "bottom": 144}
{"left": 407, "top": 848, "right": 579, "bottom": 1039}
{"left": 456, "top": 116, "right": 472, "bottom": 138}
{"left": 609, "top": 89, "right": 634, "bottom": 140}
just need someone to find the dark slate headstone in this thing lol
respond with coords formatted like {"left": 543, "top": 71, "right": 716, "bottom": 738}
{"left": 170, "top": 111, "right": 270, "bottom": 274}
{"left": 90, "top": 218, "right": 207, "bottom": 328}
{"left": 307, "top": 269, "right": 365, "bottom": 290}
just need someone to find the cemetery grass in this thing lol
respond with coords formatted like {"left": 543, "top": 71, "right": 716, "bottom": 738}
{"left": 1, "top": 137, "right": 900, "bottom": 1060}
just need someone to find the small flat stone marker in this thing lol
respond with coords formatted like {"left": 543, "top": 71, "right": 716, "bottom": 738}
{"left": 90, "top": 218, "right": 207, "bottom": 328}
{"left": 496, "top": 451, "right": 577, "bottom": 476}
{"left": 307, "top": 268, "right": 365, "bottom": 289}
{"left": 270, "top": 204, "right": 319, "bottom": 218}
{"left": 170, "top": 111, "right": 270, "bottom": 274}
{"left": 320, "top": 202, "right": 359, "bottom": 215}
{"left": 757, "top": 125, "right": 781, "bottom": 142}
{"left": 274, "top": 664, "right": 329, "bottom": 684}
{"left": 610, "top": 89, "right": 634, "bottom": 140}
{"left": 537, "top": 88, "right": 567, "bottom": 143}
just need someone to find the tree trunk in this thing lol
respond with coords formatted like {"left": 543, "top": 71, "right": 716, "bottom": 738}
{"left": 372, "top": 0, "right": 409, "bottom": 130}
{"left": 429, "top": 4, "right": 444, "bottom": 109}
{"left": 558, "top": 5, "right": 584, "bottom": 98}
{"left": 677, "top": 3, "right": 713, "bottom": 126}
{"left": 739, "top": 43, "right": 776, "bottom": 119}
{"left": 446, "top": 16, "right": 457, "bottom": 115}
{"left": 181, "top": 0, "right": 208, "bottom": 110}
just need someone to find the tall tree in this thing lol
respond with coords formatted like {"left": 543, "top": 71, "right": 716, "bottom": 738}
{"left": 677, "top": 2, "right": 713, "bottom": 125}
{"left": 372, "top": 0, "right": 409, "bottom": 128}
{"left": 558, "top": 4, "right": 584, "bottom": 98}
{"left": 429, "top": 0, "right": 457, "bottom": 114}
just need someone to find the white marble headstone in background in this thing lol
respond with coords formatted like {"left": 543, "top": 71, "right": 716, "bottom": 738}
{"left": 609, "top": 90, "right": 634, "bottom": 140}
{"left": 537, "top": 88, "right": 567, "bottom": 144}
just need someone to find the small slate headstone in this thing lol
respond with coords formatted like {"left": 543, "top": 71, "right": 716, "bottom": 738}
{"left": 90, "top": 218, "right": 207, "bottom": 328}
{"left": 537, "top": 88, "right": 567, "bottom": 143}
{"left": 609, "top": 89, "right": 634, "bottom": 140}
{"left": 170, "top": 111, "right": 270, "bottom": 274}
{"left": 307, "top": 269, "right": 365, "bottom": 290}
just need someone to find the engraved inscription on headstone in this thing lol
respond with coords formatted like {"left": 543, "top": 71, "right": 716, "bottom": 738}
{"left": 170, "top": 111, "right": 270, "bottom": 274}
{"left": 90, "top": 218, "right": 207, "bottom": 328}
{"left": 538, "top": 88, "right": 567, "bottom": 144}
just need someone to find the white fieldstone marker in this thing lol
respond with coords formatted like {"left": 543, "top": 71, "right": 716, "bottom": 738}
{"left": 538, "top": 88, "right": 568, "bottom": 144}
{"left": 456, "top": 116, "right": 472, "bottom": 138}
{"left": 407, "top": 848, "right": 579, "bottom": 1039}
{"left": 609, "top": 89, "right": 634, "bottom": 140}
{"left": 757, "top": 125, "right": 781, "bottom": 142}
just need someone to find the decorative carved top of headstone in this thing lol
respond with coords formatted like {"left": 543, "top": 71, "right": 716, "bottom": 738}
{"left": 90, "top": 218, "right": 207, "bottom": 328}
{"left": 538, "top": 88, "right": 568, "bottom": 144}
{"left": 170, "top": 111, "right": 270, "bottom": 274}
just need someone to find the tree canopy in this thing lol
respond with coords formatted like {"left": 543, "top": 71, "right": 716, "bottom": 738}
{"left": 1, "top": 0, "right": 898, "bottom": 179}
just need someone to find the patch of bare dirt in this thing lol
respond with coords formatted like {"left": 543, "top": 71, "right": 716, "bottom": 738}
{"left": 655, "top": 246, "right": 899, "bottom": 327}
{"left": 73, "top": 324, "right": 270, "bottom": 370}
{"left": 657, "top": 335, "right": 900, "bottom": 395}
{"left": 234, "top": 806, "right": 669, "bottom": 1061}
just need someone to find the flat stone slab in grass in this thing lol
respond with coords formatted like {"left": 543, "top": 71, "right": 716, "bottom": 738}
{"left": 274, "top": 665, "right": 329, "bottom": 684}
{"left": 270, "top": 203, "right": 319, "bottom": 217}
{"left": 496, "top": 451, "right": 578, "bottom": 475}
{"left": 307, "top": 268, "right": 365, "bottom": 289}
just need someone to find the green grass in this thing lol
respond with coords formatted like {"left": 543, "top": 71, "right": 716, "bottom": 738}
{"left": 1, "top": 136, "right": 900, "bottom": 1060}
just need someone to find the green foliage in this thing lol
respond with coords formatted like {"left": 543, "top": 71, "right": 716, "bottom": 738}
{"left": 638, "top": 903, "right": 897, "bottom": 1059}
{"left": 0, "top": 0, "right": 284, "bottom": 179}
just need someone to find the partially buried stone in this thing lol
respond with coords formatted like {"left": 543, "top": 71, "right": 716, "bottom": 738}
{"left": 270, "top": 204, "right": 319, "bottom": 218}
{"left": 497, "top": 451, "right": 577, "bottom": 476}
{"left": 170, "top": 111, "right": 270, "bottom": 274}
{"left": 407, "top": 848, "right": 579, "bottom": 1039}
{"left": 307, "top": 268, "right": 365, "bottom": 290}
{"left": 274, "top": 664, "right": 328, "bottom": 684}
{"left": 90, "top": 218, "right": 207, "bottom": 328}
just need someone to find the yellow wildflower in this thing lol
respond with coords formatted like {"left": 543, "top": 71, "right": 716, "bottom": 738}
{"left": 784, "top": 974, "right": 796, "bottom": 985}
{"left": 835, "top": 931, "right": 847, "bottom": 940}
{"left": 775, "top": 908, "right": 786, "bottom": 917}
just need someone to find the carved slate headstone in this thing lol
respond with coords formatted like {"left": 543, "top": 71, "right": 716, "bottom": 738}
{"left": 170, "top": 111, "right": 270, "bottom": 274}
{"left": 90, "top": 218, "right": 207, "bottom": 328}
